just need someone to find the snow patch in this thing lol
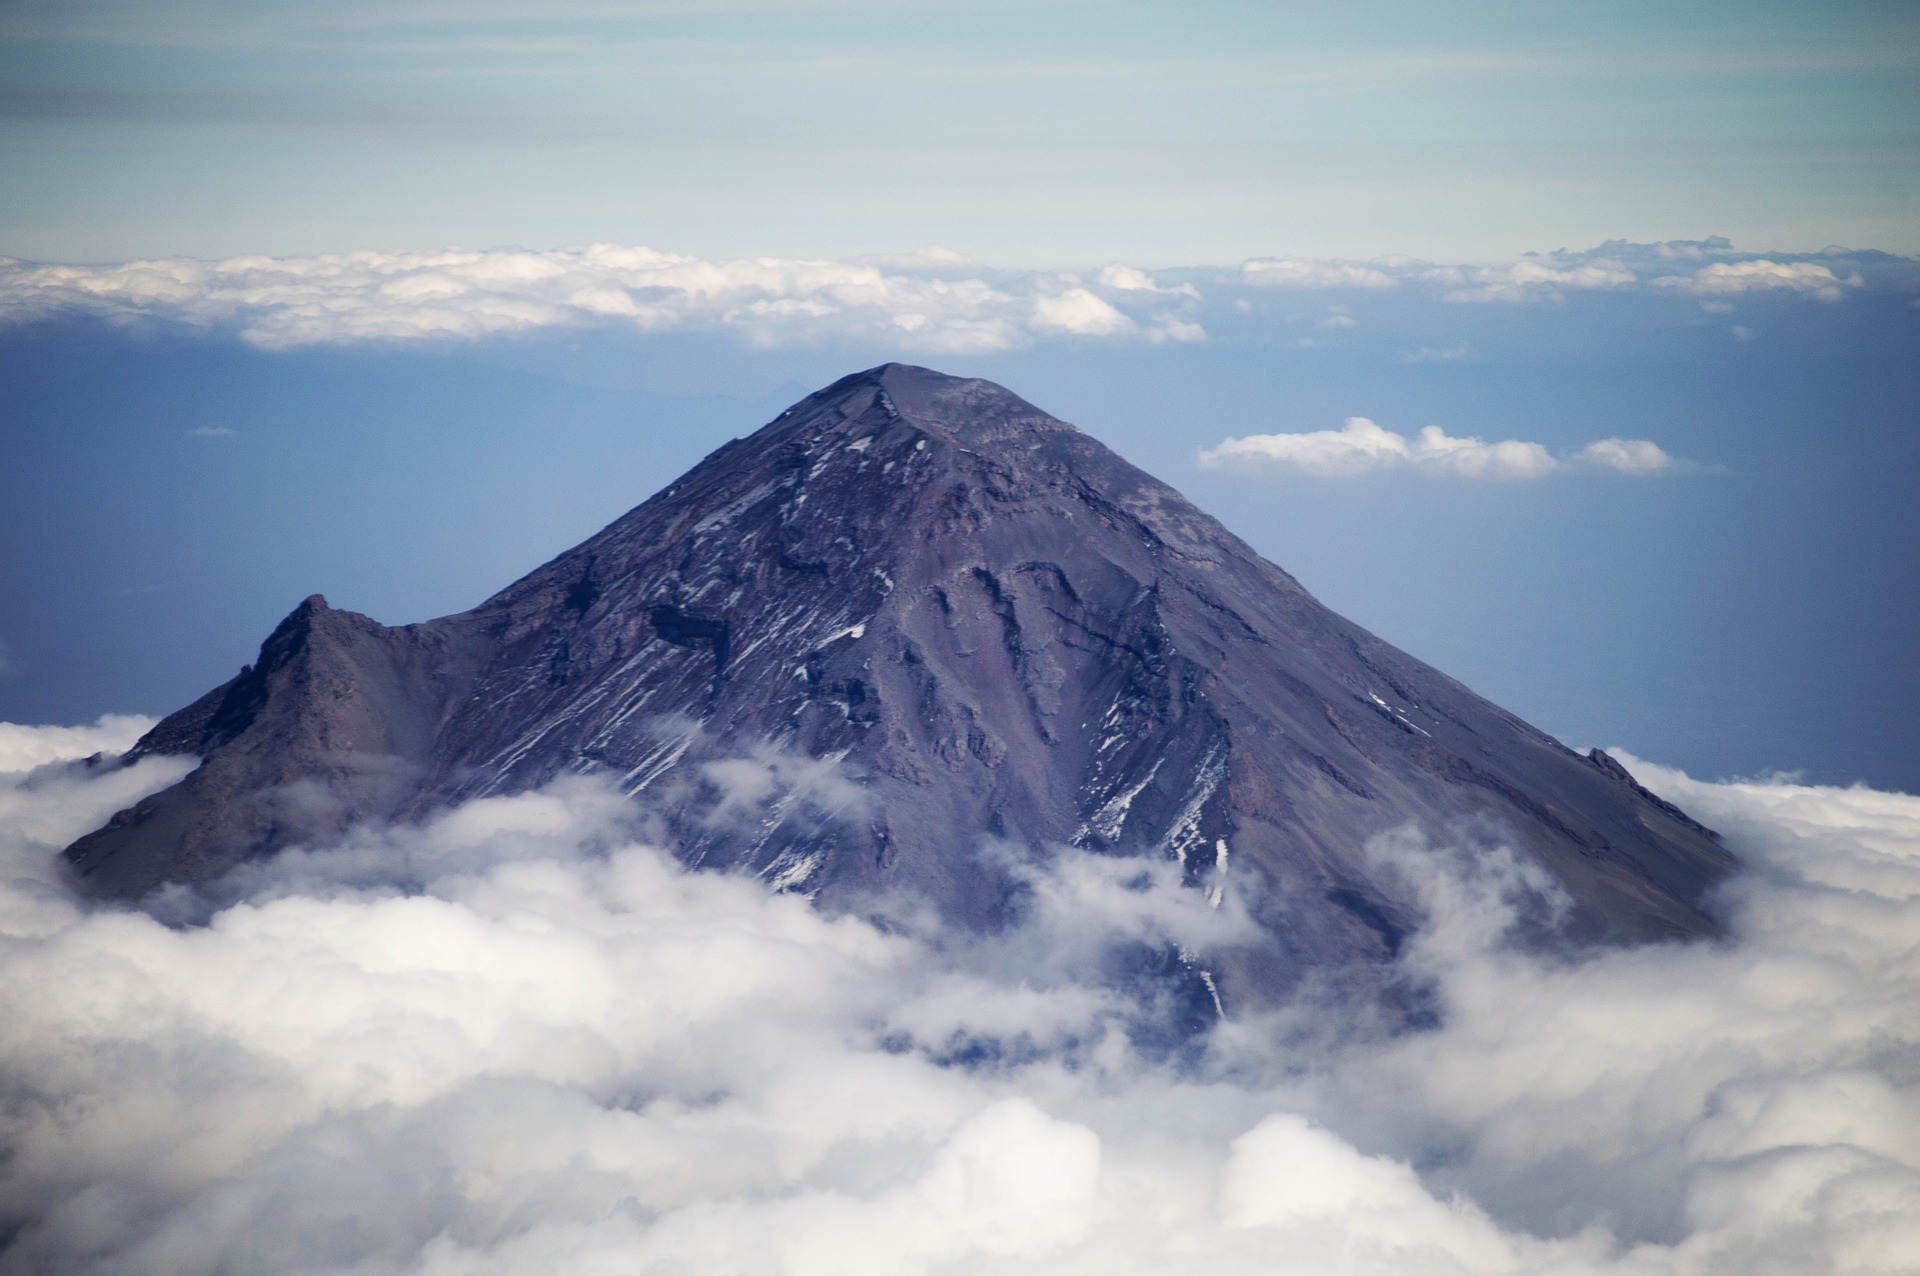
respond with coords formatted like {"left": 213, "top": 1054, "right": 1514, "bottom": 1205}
{"left": 819, "top": 622, "right": 867, "bottom": 645}
{"left": 692, "top": 480, "right": 778, "bottom": 533}
{"left": 1368, "top": 690, "right": 1432, "bottom": 738}
{"left": 1085, "top": 759, "right": 1164, "bottom": 844}
{"left": 761, "top": 849, "right": 824, "bottom": 894}
{"left": 1198, "top": 969, "right": 1226, "bottom": 1018}
{"left": 1208, "top": 838, "right": 1229, "bottom": 909}
{"left": 1164, "top": 744, "right": 1228, "bottom": 867}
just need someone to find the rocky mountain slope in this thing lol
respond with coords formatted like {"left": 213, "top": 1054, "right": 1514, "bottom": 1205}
{"left": 67, "top": 364, "right": 1734, "bottom": 1008}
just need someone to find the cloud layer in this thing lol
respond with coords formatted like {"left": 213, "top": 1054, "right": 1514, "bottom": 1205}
{"left": 0, "top": 715, "right": 156, "bottom": 774}
{"left": 0, "top": 246, "right": 1207, "bottom": 354}
{"left": 1199, "top": 417, "right": 1674, "bottom": 479}
{"left": 0, "top": 239, "right": 1902, "bottom": 353}
{"left": 2, "top": 719, "right": 1917, "bottom": 1274}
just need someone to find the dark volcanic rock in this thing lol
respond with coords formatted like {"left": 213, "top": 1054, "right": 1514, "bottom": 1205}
{"left": 67, "top": 364, "right": 1734, "bottom": 1005}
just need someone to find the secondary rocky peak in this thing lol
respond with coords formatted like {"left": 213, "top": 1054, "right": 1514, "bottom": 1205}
{"left": 65, "top": 367, "right": 1734, "bottom": 1015}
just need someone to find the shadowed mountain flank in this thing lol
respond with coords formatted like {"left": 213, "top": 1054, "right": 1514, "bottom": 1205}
{"left": 66, "top": 364, "right": 1734, "bottom": 1007}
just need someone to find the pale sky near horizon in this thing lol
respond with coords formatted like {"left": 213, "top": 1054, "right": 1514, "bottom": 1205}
{"left": 1, "top": 0, "right": 1916, "bottom": 265}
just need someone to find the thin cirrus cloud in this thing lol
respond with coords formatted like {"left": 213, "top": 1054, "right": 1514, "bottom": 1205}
{"left": 1, "top": 719, "right": 1917, "bottom": 1273}
{"left": 1199, "top": 417, "right": 1675, "bottom": 479}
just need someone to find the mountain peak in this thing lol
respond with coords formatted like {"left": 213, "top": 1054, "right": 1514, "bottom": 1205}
{"left": 777, "top": 362, "right": 1078, "bottom": 450}
{"left": 66, "top": 367, "right": 1733, "bottom": 1016}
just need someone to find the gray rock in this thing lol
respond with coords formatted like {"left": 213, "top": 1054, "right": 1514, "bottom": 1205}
{"left": 66, "top": 364, "right": 1734, "bottom": 1008}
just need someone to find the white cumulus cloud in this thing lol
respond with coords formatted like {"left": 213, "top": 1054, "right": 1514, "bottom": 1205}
{"left": 1577, "top": 437, "right": 1673, "bottom": 474}
{"left": 0, "top": 721, "right": 1916, "bottom": 1273}
{"left": 1198, "top": 417, "right": 1668, "bottom": 480}
{"left": 1031, "top": 287, "right": 1135, "bottom": 336}
{"left": 1199, "top": 417, "right": 1418, "bottom": 476}
{"left": 1443, "top": 257, "right": 1638, "bottom": 303}
{"left": 1652, "top": 259, "right": 1861, "bottom": 301}
{"left": 1409, "top": 424, "right": 1560, "bottom": 479}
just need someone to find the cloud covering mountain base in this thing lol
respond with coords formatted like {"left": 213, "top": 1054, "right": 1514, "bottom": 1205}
{"left": 1, "top": 720, "right": 1915, "bottom": 1275}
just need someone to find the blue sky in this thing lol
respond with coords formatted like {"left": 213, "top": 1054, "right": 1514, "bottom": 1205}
{"left": 1, "top": 0, "right": 1916, "bottom": 263}
{"left": 0, "top": 1, "right": 1915, "bottom": 791}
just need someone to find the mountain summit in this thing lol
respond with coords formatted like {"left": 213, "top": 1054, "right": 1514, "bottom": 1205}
{"left": 68, "top": 364, "right": 1733, "bottom": 1006}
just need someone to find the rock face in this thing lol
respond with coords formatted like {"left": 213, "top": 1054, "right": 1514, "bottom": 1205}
{"left": 67, "top": 364, "right": 1733, "bottom": 1005}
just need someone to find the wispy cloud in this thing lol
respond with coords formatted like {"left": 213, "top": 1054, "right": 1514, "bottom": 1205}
{"left": 1401, "top": 343, "right": 1467, "bottom": 362}
{"left": 1199, "top": 417, "right": 1674, "bottom": 479}
{"left": 1241, "top": 257, "right": 1397, "bottom": 290}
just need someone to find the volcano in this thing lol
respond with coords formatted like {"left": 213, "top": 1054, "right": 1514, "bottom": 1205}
{"left": 67, "top": 364, "right": 1733, "bottom": 1006}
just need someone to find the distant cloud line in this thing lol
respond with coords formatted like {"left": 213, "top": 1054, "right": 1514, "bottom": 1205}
{"left": 0, "top": 246, "right": 1204, "bottom": 354}
{"left": 0, "top": 239, "right": 1893, "bottom": 354}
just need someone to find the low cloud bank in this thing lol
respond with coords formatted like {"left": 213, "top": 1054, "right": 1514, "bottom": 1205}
{"left": 0, "top": 246, "right": 1207, "bottom": 354}
{"left": 1199, "top": 417, "right": 1674, "bottom": 479}
{"left": 0, "top": 714, "right": 156, "bottom": 775}
{"left": 1, "top": 723, "right": 1915, "bottom": 1274}
{"left": 1651, "top": 259, "right": 1863, "bottom": 302}
{"left": 0, "top": 239, "right": 1904, "bottom": 353}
